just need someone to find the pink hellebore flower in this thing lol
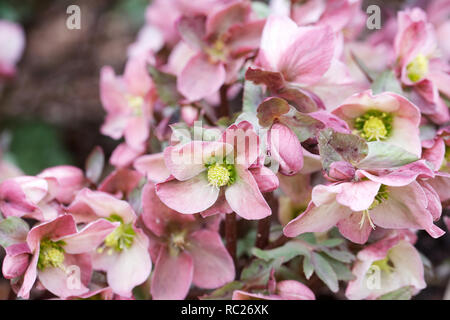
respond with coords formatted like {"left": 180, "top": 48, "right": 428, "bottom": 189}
{"left": 100, "top": 53, "right": 155, "bottom": 154}
{"left": 142, "top": 183, "right": 234, "bottom": 300}
{"left": 176, "top": 0, "right": 265, "bottom": 101}
{"left": 394, "top": 8, "right": 450, "bottom": 123}
{"left": 37, "top": 165, "right": 85, "bottom": 205}
{"left": 13, "top": 214, "right": 117, "bottom": 299}
{"left": 284, "top": 160, "right": 445, "bottom": 244}
{"left": 345, "top": 234, "right": 426, "bottom": 300}
{"left": 332, "top": 90, "right": 422, "bottom": 157}
{"left": 255, "top": 15, "right": 334, "bottom": 88}
{"left": 67, "top": 189, "right": 151, "bottom": 297}
{"left": 0, "top": 176, "right": 61, "bottom": 221}
{"left": 156, "top": 121, "right": 274, "bottom": 220}
{"left": 0, "top": 20, "right": 25, "bottom": 78}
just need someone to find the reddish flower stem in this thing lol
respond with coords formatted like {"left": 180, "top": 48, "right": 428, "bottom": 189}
{"left": 225, "top": 212, "right": 237, "bottom": 265}
{"left": 218, "top": 84, "right": 230, "bottom": 118}
{"left": 255, "top": 216, "right": 271, "bottom": 249}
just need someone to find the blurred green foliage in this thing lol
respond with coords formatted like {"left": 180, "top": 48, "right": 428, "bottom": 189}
{"left": 4, "top": 120, "right": 74, "bottom": 175}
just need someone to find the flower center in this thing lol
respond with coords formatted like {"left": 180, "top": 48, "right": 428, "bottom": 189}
{"left": 126, "top": 95, "right": 144, "bottom": 116}
{"left": 206, "top": 39, "right": 227, "bottom": 63}
{"left": 360, "top": 185, "right": 389, "bottom": 230}
{"left": 99, "top": 214, "right": 135, "bottom": 253}
{"left": 38, "top": 239, "right": 66, "bottom": 270}
{"left": 407, "top": 54, "right": 429, "bottom": 82}
{"left": 354, "top": 110, "right": 392, "bottom": 142}
{"left": 371, "top": 256, "right": 394, "bottom": 274}
{"left": 207, "top": 163, "right": 234, "bottom": 188}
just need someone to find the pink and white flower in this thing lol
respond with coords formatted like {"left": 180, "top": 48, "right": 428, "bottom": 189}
{"left": 142, "top": 183, "right": 234, "bottom": 299}
{"left": 345, "top": 233, "right": 426, "bottom": 300}
{"left": 67, "top": 189, "right": 151, "bottom": 297}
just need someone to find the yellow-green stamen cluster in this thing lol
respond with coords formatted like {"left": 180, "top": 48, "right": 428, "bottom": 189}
{"left": 360, "top": 185, "right": 389, "bottom": 230}
{"left": 371, "top": 256, "right": 395, "bottom": 274}
{"left": 205, "top": 160, "right": 236, "bottom": 188}
{"left": 354, "top": 110, "right": 393, "bottom": 142}
{"left": 205, "top": 38, "right": 227, "bottom": 63}
{"left": 369, "top": 185, "right": 389, "bottom": 210}
{"left": 406, "top": 53, "right": 429, "bottom": 82}
{"left": 126, "top": 95, "right": 144, "bottom": 116}
{"left": 100, "top": 214, "right": 135, "bottom": 253}
{"left": 168, "top": 229, "right": 188, "bottom": 256}
{"left": 38, "top": 239, "right": 66, "bottom": 270}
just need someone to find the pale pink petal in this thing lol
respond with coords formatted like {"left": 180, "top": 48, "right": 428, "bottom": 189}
{"left": 178, "top": 53, "right": 226, "bottom": 101}
{"left": 225, "top": 166, "right": 271, "bottom": 220}
{"left": 278, "top": 25, "right": 335, "bottom": 84}
{"left": 269, "top": 123, "right": 303, "bottom": 176}
{"left": 336, "top": 181, "right": 381, "bottom": 212}
{"left": 134, "top": 153, "right": 171, "bottom": 183}
{"left": 188, "top": 229, "right": 235, "bottom": 289}
{"left": 156, "top": 174, "right": 219, "bottom": 214}
{"left": 337, "top": 211, "right": 373, "bottom": 244}
{"left": 61, "top": 219, "right": 118, "bottom": 254}
{"left": 92, "top": 230, "right": 151, "bottom": 297}
{"left": 276, "top": 280, "right": 316, "bottom": 300}
{"left": 249, "top": 166, "right": 279, "bottom": 193}
{"left": 283, "top": 201, "right": 350, "bottom": 237}
{"left": 151, "top": 248, "right": 193, "bottom": 300}
{"left": 164, "top": 141, "right": 232, "bottom": 181}
{"left": 2, "top": 253, "right": 29, "bottom": 279}
{"left": 67, "top": 189, "right": 136, "bottom": 224}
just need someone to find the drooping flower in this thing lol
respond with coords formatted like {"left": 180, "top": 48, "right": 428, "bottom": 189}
{"left": 0, "top": 176, "right": 61, "bottom": 221}
{"left": 156, "top": 121, "right": 273, "bottom": 219}
{"left": 37, "top": 166, "right": 85, "bottom": 205}
{"left": 345, "top": 233, "right": 426, "bottom": 300}
{"left": 9, "top": 214, "right": 117, "bottom": 299}
{"left": 67, "top": 189, "right": 151, "bottom": 297}
{"left": 142, "top": 183, "right": 234, "bottom": 300}
{"left": 284, "top": 158, "right": 445, "bottom": 244}
{"left": 332, "top": 90, "right": 422, "bottom": 157}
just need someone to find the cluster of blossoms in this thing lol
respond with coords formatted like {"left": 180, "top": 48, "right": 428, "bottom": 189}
{"left": 0, "top": 0, "right": 450, "bottom": 300}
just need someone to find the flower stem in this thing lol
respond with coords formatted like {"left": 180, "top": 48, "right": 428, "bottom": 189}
{"left": 255, "top": 216, "right": 271, "bottom": 249}
{"left": 225, "top": 212, "right": 237, "bottom": 265}
{"left": 218, "top": 84, "right": 230, "bottom": 118}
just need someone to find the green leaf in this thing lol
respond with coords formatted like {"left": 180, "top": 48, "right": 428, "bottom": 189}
{"left": 318, "top": 128, "right": 368, "bottom": 171}
{"left": 357, "top": 141, "right": 418, "bottom": 169}
{"left": 240, "top": 258, "right": 282, "bottom": 286}
{"left": 200, "top": 281, "right": 244, "bottom": 300}
{"left": 318, "top": 238, "right": 344, "bottom": 247}
{"left": 324, "top": 258, "right": 355, "bottom": 281}
{"left": 378, "top": 286, "right": 414, "bottom": 300}
{"left": 311, "top": 252, "right": 339, "bottom": 292}
{"left": 237, "top": 229, "right": 257, "bottom": 258}
{"left": 0, "top": 217, "right": 29, "bottom": 248}
{"left": 85, "top": 146, "right": 104, "bottom": 184}
{"left": 148, "top": 66, "right": 182, "bottom": 106}
{"left": 243, "top": 81, "right": 264, "bottom": 114}
{"left": 371, "top": 70, "right": 403, "bottom": 95}
{"left": 321, "top": 247, "right": 355, "bottom": 263}
{"left": 303, "top": 256, "right": 314, "bottom": 280}
{"left": 8, "top": 120, "right": 74, "bottom": 175}
{"left": 251, "top": 240, "right": 311, "bottom": 263}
